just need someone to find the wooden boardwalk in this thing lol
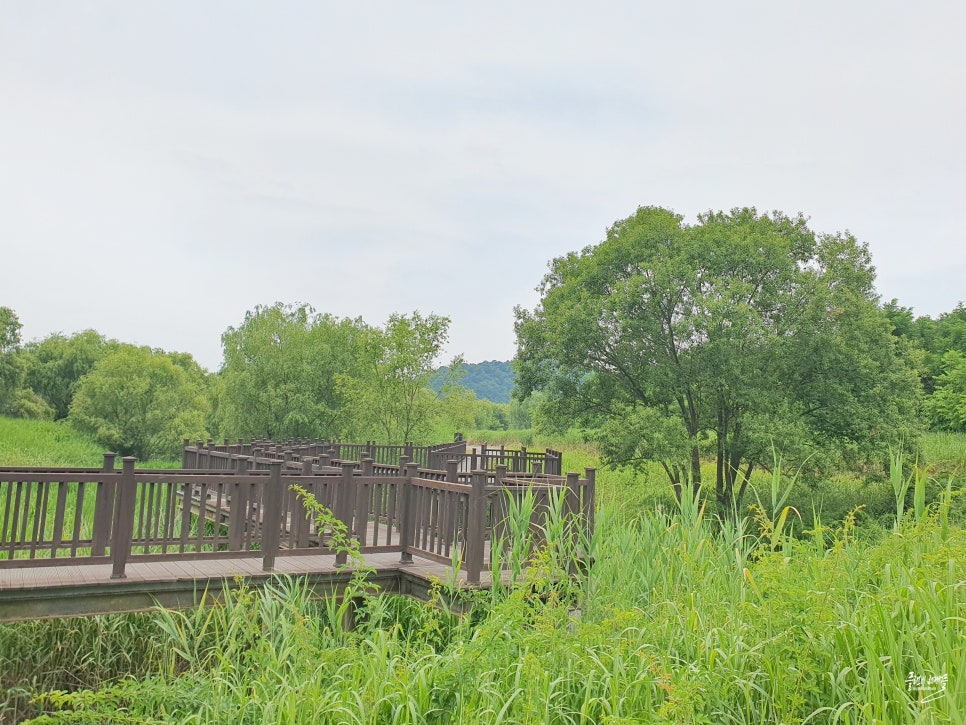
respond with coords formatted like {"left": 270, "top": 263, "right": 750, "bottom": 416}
{"left": 1, "top": 447, "right": 594, "bottom": 622}
{"left": 0, "top": 551, "right": 495, "bottom": 621}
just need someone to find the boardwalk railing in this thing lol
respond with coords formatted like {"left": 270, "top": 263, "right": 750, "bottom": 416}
{"left": 182, "top": 436, "right": 562, "bottom": 476}
{"left": 2, "top": 453, "right": 593, "bottom": 585}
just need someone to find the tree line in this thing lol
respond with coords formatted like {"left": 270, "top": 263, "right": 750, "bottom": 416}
{"left": 2, "top": 205, "right": 964, "bottom": 495}
{"left": 0, "top": 304, "right": 508, "bottom": 460}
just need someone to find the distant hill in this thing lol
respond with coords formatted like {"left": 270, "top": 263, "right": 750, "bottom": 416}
{"left": 432, "top": 360, "right": 514, "bottom": 404}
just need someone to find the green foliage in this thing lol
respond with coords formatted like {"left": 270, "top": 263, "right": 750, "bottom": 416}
{"left": 337, "top": 311, "right": 451, "bottom": 444}
{"left": 68, "top": 346, "right": 209, "bottom": 460}
{"left": 5, "top": 429, "right": 966, "bottom": 723}
{"left": 0, "top": 306, "right": 25, "bottom": 415}
{"left": 0, "top": 612, "right": 167, "bottom": 723}
{"left": 17, "top": 493, "right": 966, "bottom": 724}
{"left": 902, "top": 301, "right": 966, "bottom": 394}
{"left": 515, "top": 206, "right": 924, "bottom": 511}
{"left": 5, "top": 388, "right": 55, "bottom": 420}
{"left": 924, "top": 350, "right": 966, "bottom": 431}
{"left": 217, "top": 302, "right": 368, "bottom": 440}
{"left": 439, "top": 387, "right": 479, "bottom": 436}
{"left": 20, "top": 330, "right": 119, "bottom": 419}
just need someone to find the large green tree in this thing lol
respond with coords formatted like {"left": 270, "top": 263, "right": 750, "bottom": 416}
{"left": 515, "top": 206, "right": 922, "bottom": 510}
{"left": 338, "top": 312, "right": 452, "bottom": 444}
{"left": 217, "top": 303, "right": 368, "bottom": 439}
{"left": 21, "top": 330, "right": 118, "bottom": 419}
{"left": 68, "top": 345, "right": 209, "bottom": 459}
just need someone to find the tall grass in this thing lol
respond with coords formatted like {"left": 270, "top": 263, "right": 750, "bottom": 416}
{"left": 4, "top": 423, "right": 965, "bottom": 723}
{"left": 13, "top": 485, "right": 963, "bottom": 724}
{"left": 0, "top": 418, "right": 103, "bottom": 468}
{"left": 0, "top": 416, "right": 182, "bottom": 469}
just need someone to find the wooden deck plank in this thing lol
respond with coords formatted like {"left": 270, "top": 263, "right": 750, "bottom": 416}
{"left": 0, "top": 547, "right": 511, "bottom": 621}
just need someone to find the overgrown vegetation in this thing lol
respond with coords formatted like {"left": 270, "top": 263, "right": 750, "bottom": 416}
{"left": 2, "top": 206, "right": 966, "bottom": 720}
{"left": 2, "top": 424, "right": 964, "bottom": 723}
{"left": 515, "top": 207, "right": 924, "bottom": 513}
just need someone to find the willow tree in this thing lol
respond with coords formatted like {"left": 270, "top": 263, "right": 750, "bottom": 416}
{"left": 337, "top": 312, "right": 451, "bottom": 444}
{"left": 218, "top": 303, "right": 369, "bottom": 439}
{"left": 514, "top": 206, "right": 922, "bottom": 510}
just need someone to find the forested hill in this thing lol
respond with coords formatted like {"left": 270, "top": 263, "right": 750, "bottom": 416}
{"left": 432, "top": 360, "right": 514, "bottom": 403}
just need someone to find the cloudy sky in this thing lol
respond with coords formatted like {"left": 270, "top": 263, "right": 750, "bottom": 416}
{"left": 2, "top": 1, "right": 964, "bottom": 371}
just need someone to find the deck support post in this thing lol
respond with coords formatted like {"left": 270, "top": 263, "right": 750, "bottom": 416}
{"left": 564, "top": 472, "right": 581, "bottom": 573}
{"left": 583, "top": 467, "right": 596, "bottom": 543}
{"left": 261, "top": 462, "right": 283, "bottom": 571}
{"left": 334, "top": 463, "right": 355, "bottom": 567}
{"left": 445, "top": 459, "right": 458, "bottom": 483}
{"left": 291, "top": 459, "right": 313, "bottom": 548}
{"left": 110, "top": 457, "right": 137, "bottom": 579}
{"left": 228, "top": 456, "right": 248, "bottom": 550}
{"left": 91, "top": 453, "right": 116, "bottom": 557}
{"left": 465, "top": 470, "right": 486, "bottom": 585}
{"left": 398, "top": 462, "right": 415, "bottom": 564}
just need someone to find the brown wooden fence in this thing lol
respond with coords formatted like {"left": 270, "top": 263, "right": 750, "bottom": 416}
{"left": 2, "top": 452, "right": 593, "bottom": 586}
{"left": 182, "top": 435, "right": 562, "bottom": 477}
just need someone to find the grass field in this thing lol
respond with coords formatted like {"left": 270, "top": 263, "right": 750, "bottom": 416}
{"left": 0, "top": 417, "right": 181, "bottom": 470}
{"left": 1, "top": 421, "right": 964, "bottom": 723}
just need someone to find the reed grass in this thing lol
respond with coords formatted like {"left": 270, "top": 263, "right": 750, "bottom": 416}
{"left": 12, "top": 486, "right": 962, "bottom": 724}
{"left": 2, "top": 421, "right": 964, "bottom": 723}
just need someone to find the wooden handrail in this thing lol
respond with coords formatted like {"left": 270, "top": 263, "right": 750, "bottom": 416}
{"left": 1, "top": 453, "right": 593, "bottom": 585}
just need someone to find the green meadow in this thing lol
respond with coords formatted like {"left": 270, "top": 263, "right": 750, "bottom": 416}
{"left": 1, "top": 419, "right": 964, "bottom": 723}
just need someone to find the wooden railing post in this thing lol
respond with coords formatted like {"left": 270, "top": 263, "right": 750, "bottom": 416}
{"left": 228, "top": 455, "right": 248, "bottom": 550}
{"left": 91, "top": 453, "right": 116, "bottom": 557}
{"left": 465, "top": 470, "right": 486, "bottom": 585}
{"left": 584, "top": 467, "right": 596, "bottom": 542}
{"left": 445, "top": 459, "right": 459, "bottom": 483}
{"left": 354, "top": 459, "right": 369, "bottom": 543}
{"left": 398, "top": 464, "right": 414, "bottom": 564}
{"left": 292, "top": 459, "right": 313, "bottom": 548}
{"left": 565, "top": 471, "right": 581, "bottom": 570}
{"left": 262, "top": 461, "right": 283, "bottom": 571}
{"left": 110, "top": 457, "right": 137, "bottom": 579}
{"left": 335, "top": 463, "right": 355, "bottom": 567}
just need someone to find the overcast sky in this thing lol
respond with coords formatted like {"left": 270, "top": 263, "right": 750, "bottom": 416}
{"left": 2, "top": 1, "right": 964, "bottom": 371}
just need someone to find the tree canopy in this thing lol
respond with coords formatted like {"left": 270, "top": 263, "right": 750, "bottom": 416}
{"left": 21, "top": 330, "right": 119, "bottom": 419}
{"left": 515, "top": 206, "right": 923, "bottom": 510}
{"left": 68, "top": 345, "right": 209, "bottom": 459}
{"left": 337, "top": 312, "right": 453, "bottom": 444}
{"left": 217, "top": 303, "right": 367, "bottom": 440}
{"left": 216, "top": 305, "right": 456, "bottom": 444}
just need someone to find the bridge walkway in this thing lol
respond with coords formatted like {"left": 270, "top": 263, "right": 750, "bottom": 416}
{"left": 0, "top": 550, "right": 494, "bottom": 621}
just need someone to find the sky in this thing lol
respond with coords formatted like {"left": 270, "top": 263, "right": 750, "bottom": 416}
{"left": 2, "top": 1, "right": 964, "bottom": 371}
